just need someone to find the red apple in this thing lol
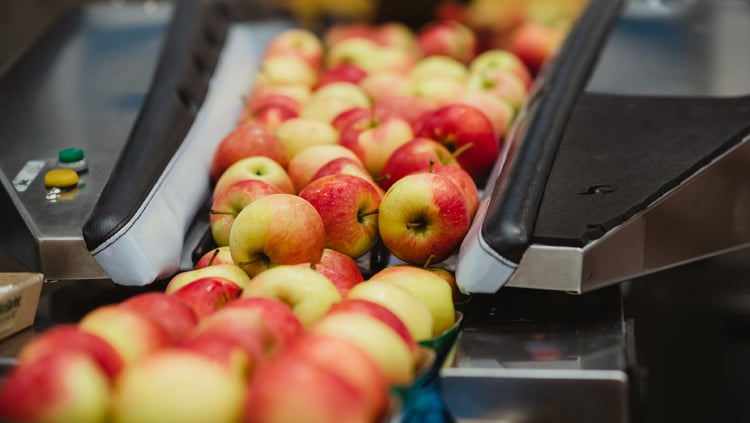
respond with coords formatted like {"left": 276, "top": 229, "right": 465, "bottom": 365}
{"left": 286, "top": 144, "right": 363, "bottom": 192}
{"left": 431, "top": 163, "right": 480, "bottom": 220}
{"left": 171, "top": 276, "right": 242, "bottom": 320}
{"left": 176, "top": 333, "right": 253, "bottom": 377}
{"left": 222, "top": 297, "right": 304, "bottom": 351}
{"left": 298, "top": 248, "right": 365, "bottom": 298}
{"left": 469, "top": 48, "right": 533, "bottom": 88}
{"left": 229, "top": 194, "right": 326, "bottom": 277}
{"left": 0, "top": 351, "right": 111, "bottom": 423}
{"left": 458, "top": 91, "right": 515, "bottom": 137}
{"left": 316, "top": 63, "right": 368, "bottom": 88}
{"left": 121, "top": 292, "right": 199, "bottom": 342}
{"left": 190, "top": 306, "right": 277, "bottom": 362}
{"left": 195, "top": 246, "right": 235, "bottom": 268}
{"left": 329, "top": 299, "right": 416, "bottom": 355}
{"left": 466, "top": 67, "right": 528, "bottom": 111}
{"left": 417, "top": 103, "right": 499, "bottom": 182}
{"left": 417, "top": 20, "right": 478, "bottom": 64}
{"left": 16, "top": 324, "right": 124, "bottom": 380}
{"left": 339, "top": 115, "right": 414, "bottom": 177}
{"left": 263, "top": 28, "right": 324, "bottom": 71}
{"left": 210, "top": 179, "right": 283, "bottom": 247}
{"left": 210, "top": 121, "right": 288, "bottom": 182}
{"left": 309, "top": 156, "right": 375, "bottom": 186}
{"left": 359, "top": 72, "right": 409, "bottom": 103}
{"left": 165, "top": 264, "right": 252, "bottom": 294}
{"left": 299, "top": 174, "right": 382, "bottom": 259}
{"left": 378, "top": 172, "right": 470, "bottom": 265}
{"left": 373, "top": 95, "right": 434, "bottom": 132}
{"left": 508, "top": 22, "right": 565, "bottom": 75}
{"left": 213, "top": 156, "right": 295, "bottom": 198}
{"left": 323, "top": 22, "right": 375, "bottom": 46}
{"left": 379, "top": 137, "right": 460, "bottom": 191}
{"left": 238, "top": 94, "right": 299, "bottom": 130}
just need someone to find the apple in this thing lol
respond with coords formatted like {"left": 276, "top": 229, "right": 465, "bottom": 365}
{"left": 369, "top": 265, "right": 456, "bottom": 336}
{"left": 275, "top": 117, "right": 339, "bottom": 159}
{"left": 323, "top": 22, "right": 375, "bottom": 46}
{"left": 121, "top": 292, "right": 199, "bottom": 342}
{"left": 222, "top": 296, "right": 304, "bottom": 350}
{"left": 339, "top": 115, "right": 414, "bottom": 177}
{"left": 111, "top": 349, "right": 246, "bottom": 423}
{"left": 309, "top": 81, "right": 371, "bottom": 109}
{"left": 417, "top": 20, "right": 478, "bottom": 64}
{"left": 243, "top": 340, "right": 379, "bottom": 423}
{"left": 407, "top": 55, "right": 469, "bottom": 83}
{"left": 190, "top": 306, "right": 277, "bottom": 362}
{"left": 247, "top": 84, "right": 312, "bottom": 107}
{"left": 416, "top": 103, "right": 499, "bottom": 182}
{"left": 427, "top": 266, "right": 470, "bottom": 303}
{"left": 16, "top": 324, "right": 124, "bottom": 380}
{"left": 373, "top": 95, "right": 434, "bottom": 132}
{"left": 238, "top": 94, "right": 299, "bottom": 130}
{"left": 359, "top": 72, "right": 409, "bottom": 102}
{"left": 287, "top": 334, "right": 390, "bottom": 417}
{"left": 347, "top": 280, "right": 433, "bottom": 342}
{"left": 165, "top": 264, "right": 252, "bottom": 294}
{"left": 300, "top": 95, "right": 367, "bottom": 123}
{"left": 241, "top": 265, "right": 341, "bottom": 328}
{"left": 369, "top": 46, "right": 415, "bottom": 74}
{"left": 325, "top": 37, "right": 381, "bottom": 72}
{"left": 210, "top": 121, "right": 289, "bottom": 182}
{"left": 378, "top": 172, "right": 470, "bottom": 265}
{"left": 213, "top": 156, "right": 295, "bottom": 198}
{"left": 255, "top": 54, "right": 317, "bottom": 88}
{"left": 297, "top": 261, "right": 361, "bottom": 299}
{"left": 210, "top": 179, "right": 284, "bottom": 247}
{"left": 466, "top": 68, "right": 528, "bottom": 111}
{"left": 408, "top": 75, "right": 467, "bottom": 108}
{"left": 431, "top": 163, "right": 480, "bottom": 220}
{"left": 330, "top": 106, "right": 373, "bottom": 131}
{"left": 310, "top": 311, "right": 415, "bottom": 386}
{"left": 307, "top": 248, "right": 365, "bottom": 297}
{"left": 286, "top": 144, "right": 362, "bottom": 192}
{"left": 195, "top": 246, "right": 235, "bottom": 268}
{"left": 177, "top": 333, "right": 253, "bottom": 378}
{"left": 309, "top": 156, "right": 376, "bottom": 186}
{"left": 379, "top": 137, "right": 460, "bottom": 191}
{"left": 508, "top": 21, "right": 566, "bottom": 75}
{"left": 0, "top": 351, "right": 111, "bottom": 423}
{"left": 469, "top": 48, "right": 533, "bottom": 88}
{"left": 171, "top": 276, "right": 242, "bottom": 320}
{"left": 373, "top": 21, "right": 418, "bottom": 53}
{"left": 78, "top": 304, "right": 170, "bottom": 365}
{"left": 329, "top": 299, "right": 416, "bottom": 355}
{"left": 263, "top": 28, "right": 324, "bottom": 71}
{"left": 316, "top": 63, "right": 368, "bottom": 88}
{"left": 299, "top": 174, "right": 382, "bottom": 259}
{"left": 229, "top": 194, "right": 326, "bottom": 276}
{"left": 458, "top": 90, "right": 515, "bottom": 137}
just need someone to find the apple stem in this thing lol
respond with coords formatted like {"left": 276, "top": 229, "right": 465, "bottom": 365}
{"left": 452, "top": 142, "right": 474, "bottom": 159}
{"left": 210, "top": 210, "right": 234, "bottom": 216}
{"left": 423, "top": 254, "right": 436, "bottom": 269}
{"left": 359, "top": 209, "right": 379, "bottom": 218}
{"left": 310, "top": 262, "right": 317, "bottom": 271}
{"left": 374, "top": 174, "right": 390, "bottom": 183}
{"left": 428, "top": 159, "right": 435, "bottom": 173}
{"left": 208, "top": 248, "right": 220, "bottom": 266}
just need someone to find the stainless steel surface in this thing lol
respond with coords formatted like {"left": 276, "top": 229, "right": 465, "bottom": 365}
{"left": 0, "top": 4, "right": 171, "bottom": 280}
{"left": 505, "top": 134, "right": 750, "bottom": 293}
{"left": 442, "top": 286, "right": 631, "bottom": 422}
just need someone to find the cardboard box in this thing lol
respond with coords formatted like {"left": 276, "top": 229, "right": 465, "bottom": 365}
{"left": 0, "top": 273, "right": 43, "bottom": 341}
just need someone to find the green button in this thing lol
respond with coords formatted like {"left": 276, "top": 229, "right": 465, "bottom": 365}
{"left": 58, "top": 148, "right": 84, "bottom": 163}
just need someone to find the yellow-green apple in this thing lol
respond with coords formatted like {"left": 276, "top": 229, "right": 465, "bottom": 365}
{"left": 121, "top": 292, "right": 199, "bottom": 342}
{"left": 369, "top": 265, "right": 456, "bottom": 336}
{"left": 379, "top": 137, "right": 460, "bottom": 191}
{"left": 243, "top": 340, "right": 379, "bottom": 423}
{"left": 210, "top": 122, "right": 289, "bottom": 182}
{"left": 210, "top": 179, "right": 283, "bottom": 247}
{"left": 213, "top": 155, "right": 294, "bottom": 197}
{"left": 339, "top": 115, "right": 414, "bottom": 177}
{"left": 299, "top": 174, "right": 382, "bottom": 258}
{"left": 189, "top": 306, "right": 277, "bottom": 363}
{"left": 256, "top": 54, "right": 317, "bottom": 88}
{"left": 284, "top": 334, "right": 390, "bottom": 420}
{"left": 416, "top": 103, "right": 499, "bottom": 181}
{"left": 229, "top": 194, "right": 326, "bottom": 276}
{"left": 508, "top": 21, "right": 565, "bottom": 75}
{"left": 427, "top": 266, "right": 470, "bottom": 303}
{"left": 329, "top": 299, "right": 416, "bottom": 355}
{"left": 195, "top": 246, "right": 235, "bottom": 268}
{"left": 310, "top": 311, "right": 415, "bottom": 385}
{"left": 431, "top": 163, "right": 480, "bottom": 220}
{"left": 310, "top": 81, "right": 371, "bottom": 109}
{"left": 369, "top": 46, "right": 415, "bottom": 74}
{"left": 316, "top": 63, "right": 368, "bottom": 88}
{"left": 359, "top": 72, "right": 409, "bottom": 102}
{"left": 165, "top": 264, "right": 252, "bottom": 294}
{"left": 0, "top": 351, "right": 111, "bottom": 423}
{"left": 466, "top": 68, "right": 528, "bottom": 111}
{"left": 459, "top": 91, "right": 515, "bottom": 137}
{"left": 78, "top": 304, "right": 170, "bottom": 365}
{"left": 417, "top": 20, "right": 478, "bottom": 64}
{"left": 222, "top": 297, "right": 304, "bottom": 351}
{"left": 238, "top": 94, "right": 299, "bottom": 130}
{"left": 378, "top": 172, "right": 471, "bottom": 265}
{"left": 171, "top": 276, "right": 242, "bottom": 320}
{"left": 325, "top": 37, "right": 381, "bottom": 72}
{"left": 111, "top": 349, "right": 246, "bottom": 423}
{"left": 408, "top": 75, "right": 467, "bottom": 108}
{"left": 300, "top": 95, "right": 366, "bottom": 123}
{"left": 323, "top": 22, "right": 374, "bottom": 46}
{"left": 16, "top": 324, "right": 124, "bottom": 380}
{"left": 263, "top": 28, "right": 324, "bottom": 71}
{"left": 347, "top": 280, "right": 433, "bottom": 341}
{"left": 468, "top": 48, "right": 533, "bottom": 88}
{"left": 286, "top": 144, "right": 362, "bottom": 192}
{"left": 407, "top": 55, "right": 469, "bottom": 83}
{"left": 373, "top": 21, "right": 418, "bottom": 53}
{"left": 275, "top": 117, "right": 339, "bottom": 159}
{"left": 241, "top": 265, "right": 341, "bottom": 327}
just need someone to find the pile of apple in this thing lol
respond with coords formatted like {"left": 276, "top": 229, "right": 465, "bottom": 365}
{"left": 0, "top": 18, "right": 540, "bottom": 423}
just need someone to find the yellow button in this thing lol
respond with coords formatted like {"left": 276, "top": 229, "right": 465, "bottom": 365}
{"left": 44, "top": 168, "right": 79, "bottom": 189}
